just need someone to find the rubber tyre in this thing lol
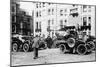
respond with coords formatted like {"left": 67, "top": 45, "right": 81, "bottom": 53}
{"left": 40, "top": 43, "right": 47, "bottom": 49}
{"left": 67, "top": 38, "right": 75, "bottom": 48}
{"left": 77, "top": 44, "right": 87, "bottom": 55}
{"left": 12, "top": 42, "right": 18, "bottom": 52}
{"left": 59, "top": 44, "right": 66, "bottom": 53}
{"left": 23, "top": 43, "right": 29, "bottom": 52}
{"left": 86, "top": 41, "right": 95, "bottom": 52}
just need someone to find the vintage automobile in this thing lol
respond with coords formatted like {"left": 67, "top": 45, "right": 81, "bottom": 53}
{"left": 56, "top": 30, "right": 95, "bottom": 55}
{"left": 23, "top": 36, "right": 47, "bottom": 51}
{"left": 38, "top": 37, "right": 47, "bottom": 50}
{"left": 21, "top": 36, "right": 33, "bottom": 52}
{"left": 11, "top": 34, "right": 47, "bottom": 52}
{"left": 11, "top": 34, "right": 33, "bottom": 52}
{"left": 11, "top": 35, "right": 23, "bottom": 52}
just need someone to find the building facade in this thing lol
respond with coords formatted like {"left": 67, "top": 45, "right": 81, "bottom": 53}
{"left": 32, "top": 2, "right": 70, "bottom": 38}
{"left": 81, "top": 5, "right": 95, "bottom": 36}
{"left": 32, "top": 2, "right": 95, "bottom": 38}
{"left": 11, "top": 0, "right": 33, "bottom": 36}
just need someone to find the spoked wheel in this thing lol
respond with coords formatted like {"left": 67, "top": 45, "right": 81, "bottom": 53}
{"left": 23, "top": 43, "right": 29, "bottom": 52}
{"left": 39, "top": 43, "right": 47, "bottom": 50}
{"left": 86, "top": 41, "right": 95, "bottom": 52}
{"left": 67, "top": 38, "right": 75, "bottom": 48}
{"left": 12, "top": 42, "right": 18, "bottom": 52}
{"left": 77, "top": 44, "right": 87, "bottom": 55}
{"left": 59, "top": 44, "right": 66, "bottom": 53}
{"left": 43, "top": 43, "right": 47, "bottom": 49}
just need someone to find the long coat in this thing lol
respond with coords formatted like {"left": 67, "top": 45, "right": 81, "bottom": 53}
{"left": 45, "top": 36, "right": 53, "bottom": 48}
{"left": 32, "top": 37, "right": 40, "bottom": 48}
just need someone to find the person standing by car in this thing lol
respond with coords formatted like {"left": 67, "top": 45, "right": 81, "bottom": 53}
{"left": 45, "top": 36, "right": 53, "bottom": 49}
{"left": 32, "top": 35, "right": 40, "bottom": 59}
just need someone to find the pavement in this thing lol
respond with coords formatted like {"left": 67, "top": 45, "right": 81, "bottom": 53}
{"left": 11, "top": 48, "right": 96, "bottom": 66}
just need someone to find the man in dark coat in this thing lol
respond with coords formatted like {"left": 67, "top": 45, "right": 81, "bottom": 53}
{"left": 32, "top": 35, "right": 40, "bottom": 59}
{"left": 45, "top": 36, "right": 53, "bottom": 48}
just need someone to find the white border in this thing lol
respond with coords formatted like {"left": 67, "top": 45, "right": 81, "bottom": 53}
{"left": 0, "top": 0, "right": 99, "bottom": 67}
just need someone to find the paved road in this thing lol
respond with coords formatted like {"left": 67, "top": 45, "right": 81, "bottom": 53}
{"left": 11, "top": 48, "right": 95, "bottom": 66}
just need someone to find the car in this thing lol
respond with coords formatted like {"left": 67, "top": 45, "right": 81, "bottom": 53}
{"left": 11, "top": 34, "right": 48, "bottom": 52}
{"left": 38, "top": 37, "right": 47, "bottom": 50}
{"left": 11, "top": 34, "right": 33, "bottom": 52}
{"left": 11, "top": 34, "right": 24, "bottom": 52}
{"left": 56, "top": 30, "right": 95, "bottom": 55}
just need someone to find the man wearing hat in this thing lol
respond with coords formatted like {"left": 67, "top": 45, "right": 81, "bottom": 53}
{"left": 32, "top": 35, "right": 40, "bottom": 59}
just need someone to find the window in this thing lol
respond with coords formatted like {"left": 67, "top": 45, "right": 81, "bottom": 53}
{"left": 12, "top": 24, "right": 16, "bottom": 33}
{"left": 27, "top": 18, "right": 30, "bottom": 22}
{"left": 65, "top": 9, "right": 67, "bottom": 16}
{"left": 12, "top": 6, "right": 15, "bottom": 12}
{"left": 73, "top": 4, "right": 75, "bottom": 7}
{"left": 39, "top": 22, "right": 41, "bottom": 29}
{"left": 52, "top": 19, "right": 54, "bottom": 24}
{"left": 88, "top": 6, "right": 91, "bottom": 12}
{"left": 48, "top": 20, "right": 50, "bottom": 26}
{"left": 20, "top": 22, "right": 23, "bottom": 29}
{"left": 39, "top": 11, "right": 41, "bottom": 17}
{"left": 12, "top": 15, "right": 16, "bottom": 22}
{"left": 36, "top": 3, "right": 38, "bottom": 8}
{"left": 60, "top": 20, "right": 63, "bottom": 28}
{"left": 65, "top": 20, "right": 67, "bottom": 26}
{"left": 48, "top": 8, "right": 54, "bottom": 15}
{"left": 12, "top": 16, "right": 14, "bottom": 22}
{"left": 52, "top": 9, "right": 54, "bottom": 15}
{"left": 88, "top": 17, "right": 91, "bottom": 22}
{"left": 48, "top": 3, "right": 51, "bottom": 5}
{"left": 65, "top": 9, "right": 67, "bottom": 12}
{"left": 88, "top": 23, "right": 91, "bottom": 30}
{"left": 36, "top": 11, "right": 41, "bottom": 17}
{"left": 89, "top": 6, "right": 91, "bottom": 8}
{"left": 47, "top": 20, "right": 51, "bottom": 31}
{"left": 83, "top": 5, "right": 87, "bottom": 12}
{"left": 43, "top": 2, "right": 45, "bottom": 7}
{"left": 48, "top": 9, "right": 51, "bottom": 15}
{"left": 83, "top": 5, "right": 87, "bottom": 9}
{"left": 65, "top": 19, "right": 67, "bottom": 23}
{"left": 39, "top": 3, "right": 41, "bottom": 8}
{"left": 36, "top": 11, "right": 38, "bottom": 17}
{"left": 36, "top": 22, "right": 38, "bottom": 29}
{"left": 60, "top": 9, "right": 63, "bottom": 16}
{"left": 35, "top": 21, "right": 41, "bottom": 32}
{"left": 83, "top": 17, "right": 87, "bottom": 26}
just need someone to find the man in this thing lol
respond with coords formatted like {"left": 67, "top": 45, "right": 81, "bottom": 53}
{"left": 32, "top": 35, "right": 40, "bottom": 59}
{"left": 45, "top": 36, "right": 53, "bottom": 49}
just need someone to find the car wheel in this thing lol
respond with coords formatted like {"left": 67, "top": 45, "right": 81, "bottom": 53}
{"left": 59, "top": 44, "right": 66, "bottom": 54}
{"left": 77, "top": 44, "right": 87, "bottom": 55}
{"left": 23, "top": 43, "right": 29, "bottom": 52}
{"left": 44, "top": 43, "right": 47, "bottom": 49}
{"left": 86, "top": 41, "right": 95, "bottom": 52}
{"left": 67, "top": 37, "right": 75, "bottom": 48}
{"left": 12, "top": 42, "right": 18, "bottom": 52}
{"left": 40, "top": 43, "right": 46, "bottom": 49}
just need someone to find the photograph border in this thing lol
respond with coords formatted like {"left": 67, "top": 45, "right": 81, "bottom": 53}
{"left": 10, "top": 0, "right": 96, "bottom": 67}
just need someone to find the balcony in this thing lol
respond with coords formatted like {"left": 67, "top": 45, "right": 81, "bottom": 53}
{"left": 35, "top": 29, "right": 41, "bottom": 32}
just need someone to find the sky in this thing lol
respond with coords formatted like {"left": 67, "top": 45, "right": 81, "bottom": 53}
{"left": 19, "top": 2, "right": 34, "bottom": 15}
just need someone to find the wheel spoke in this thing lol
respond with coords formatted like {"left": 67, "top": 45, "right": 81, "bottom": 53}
{"left": 77, "top": 44, "right": 87, "bottom": 55}
{"left": 23, "top": 43, "right": 29, "bottom": 52}
{"left": 13, "top": 43, "right": 18, "bottom": 52}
